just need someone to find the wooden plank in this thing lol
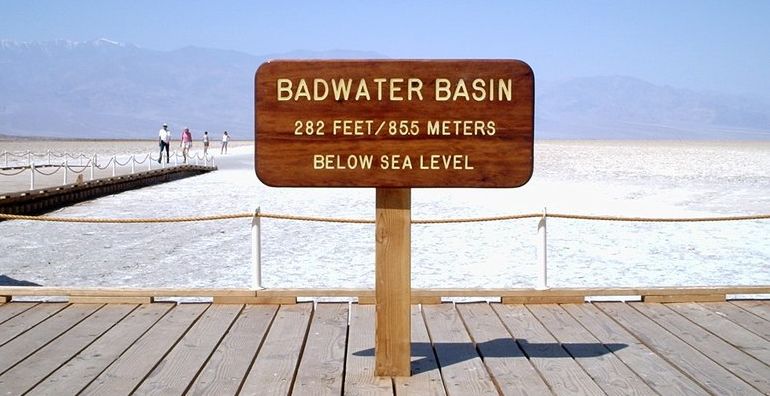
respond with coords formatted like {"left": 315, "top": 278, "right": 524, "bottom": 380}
{"left": 631, "top": 302, "right": 770, "bottom": 392}
{"left": 292, "top": 303, "right": 349, "bottom": 396}
{"left": 528, "top": 304, "right": 655, "bottom": 395}
{"left": 0, "top": 304, "right": 98, "bottom": 374}
{"left": 133, "top": 304, "right": 243, "bottom": 394}
{"left": 240, "top": 303, "right": 313, "bottom": 396}
{"left": 81, "top": 303, "right": 208, "bottom": 395}
{"left": 596, "top": 302, "right": 761, "bottom": 395}
{"left": 375, "top": 187, "right": 411, "bottom": 377}
{"left": 0, "top": 303, "right": 66, "bottom": 346}
{"left": 456, "top": 303, "right": 550, "bottom": 396}
{"left": 27, "top": 303, "right": 173, "bottom": 396}
{"left": 563, "top": 304, "right": 708, "bottom": 395}
{"left": 502, "top": 296, "right": 583, "bottom": 304}
{"left": 69, "top": 296, "right": 154, "bottom": 304}
{"left": 213, "top": 295, "right": 296, "bottom": 304}
{"left": 642, "top": 294, "right": 725, "bottom": 303}
{"left": 358, "top": 295, "right": 441, "bottom": 305}
{"left": 422, "top": 303, "right": 497, "bottom": 395}
{"left": 394, "top": 305, "right": 447, "bottom": 396}
{"left": 187, "top": 304, "right": 278, "bottom": 395}
{"left": 733, "top": 300, "right": 770, "bottom": 321}
{"left": 0, "top": 302, "right": 36, "bottom": 324}
{"left": 0, "top": 304, "right": 136, "bottom": 394}
{"left": 701, "top": 302, "right": 770, "bottom": 341}
{"left": 0, "top": 296, "right": 7, "bottom": 303}
{"left": 345, "top": 304, "right": 393, "bottom": 395}
{"left": 493, "top": 303, "right": 605, "bottom": 395}
{"left": 670, "top": 303, "right": 770, "bottom": 363}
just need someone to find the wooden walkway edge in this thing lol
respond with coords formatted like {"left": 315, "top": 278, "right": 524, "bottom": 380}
{"left": 0, "top": 300, "right": 768, "bottom": 395}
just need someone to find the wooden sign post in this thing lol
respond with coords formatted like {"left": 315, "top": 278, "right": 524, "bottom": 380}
{"left": 255, "top": 60, "right": 534, "bottom": 377}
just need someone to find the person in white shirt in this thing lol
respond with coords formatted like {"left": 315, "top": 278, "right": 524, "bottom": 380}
{"left": 158, "top": 123, "right": 171, "bottom": 163}
{"left": 202, "top": 131, "right": 210, "bottom": 155}
{"left": 221, "top": 131, "right": 230, "bottom": 154}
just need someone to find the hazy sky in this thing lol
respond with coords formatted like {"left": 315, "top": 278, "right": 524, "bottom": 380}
{"left": 2, "top": 0, "right": 769, "bottom": 96}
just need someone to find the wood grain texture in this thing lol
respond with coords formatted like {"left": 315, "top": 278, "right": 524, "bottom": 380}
{"left": 0, "top": 303, "right": 66, "bottom": 346}
{"left": 0, "top": 302, "right": 36, "bottom": 325}
{"left": 255, "top": 60, "right": 534, "bottom": 187}
{"left": 394, "top": 305, "right": 447, "bottom": 396}
{"left": 563, "top": 304, "right": 708, "bottom": 396}
{"left": 345, "top": 304, "right": 393, "bottom": 395}
{"left": 669, "top": 303, "right": 770, "bottom": 363}
{"left": 0, "top": 304, "right": 98, "bottom": 374}
{"left": 375, "top": 188, "right": 411, "bottom": 377}
{"left": 81, "top": 303, "right": 208, "bottom": 395}
{"left": 422, "top": 303, "right": 498, "bottom": 395}
{"left": 527, "top": 304, "right": 655, "bottom": 395}
{"left": 0, "top": 304, "right": 136, "bottom": 394}
{"left": 456, "top": 302, "right": 550, "bottom": 396}
{"left": 732, "top": 300, "right": 770, "bottom": 321}
{"left": 28, "top": 303, "right": 173, "bottom": 396}
{"left": 187, "top": 304, "right": 278, "bottom": 395}
{"left": 596, "top": 302, "right": 761, "bottom": 395}
{"left": 492, "top": 303, "right": 605, "bottom": 395}
{"left": 700, "top": 302, "right": 770, "bottom": 341}
{"left": 292, "top": 303, "right": 349, "bottom": 396}
{"left": 213, "top": 295, "right": 297, "bottom": 304}
{"left": 133, "top": 304, "right": 243, "bottom": 395}
{"left": 240, "top": 303, "right": 313, "bottom": 396}
{"left": 631, "top": 302, "right": 770, "bottom": 393}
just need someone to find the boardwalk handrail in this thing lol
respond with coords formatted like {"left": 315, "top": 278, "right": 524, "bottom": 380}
{"left": 1, "top": 151, "right": 215, "bottom": 190}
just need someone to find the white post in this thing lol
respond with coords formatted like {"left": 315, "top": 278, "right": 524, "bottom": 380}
{"left": 28, "top": 152, "right": 32, "bottom": 166}
{"left": 47, "top": 151, "right": 51, "bottom": 165}
{"left": 251, "top": 207, "right": 263, "bottom": 289}
{"left": 174, "top": 152, "right": 178, "bottom": 166}
{"left": 111, "top": 156, "right": 116, "bottom": 177}
{"left": 30, "top": 162, "right": 35, "bottom": 190}
{"left": 63, "top": 160, "right": 68, "bottom": 185}
{"left": 90, "top": 155, "right": 96, "bottom": 181}
{"left": 195, "top": 155, "right": 199, "bottom": 166}
{"left": 131, "top": 155, "right": 135, "bottom": 174}
{"left": 536, "top": 207, "right": 548, "bottom": 290}
{"left": 3, "top": 151, "right": 7, "bottom": 167}
{"left": 148, "top": 154, "right": 153, "bottom": 171}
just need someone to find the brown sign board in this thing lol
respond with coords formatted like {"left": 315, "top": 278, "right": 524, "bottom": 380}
{"left": 255, "top": 60, "right": 534, "bottom": 187}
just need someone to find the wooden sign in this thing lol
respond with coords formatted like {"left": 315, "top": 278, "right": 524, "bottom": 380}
{"left": 255, "top": 60, "right": 534, "bottom": 188}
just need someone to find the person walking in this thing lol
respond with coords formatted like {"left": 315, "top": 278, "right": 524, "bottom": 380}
{"left": 158, "top": 123, "right": 171, "bottom": 163}
{"left": 180, "top": 127, "right": 193, "bottom": 163}
{"left": 202, "top": 131, "right": 210, "bottom": 156}
{"left": 221, "top": 131, "right": 230, "bottom": 154}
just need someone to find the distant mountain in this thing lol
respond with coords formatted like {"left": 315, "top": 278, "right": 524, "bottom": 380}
{"left": 536, "top": 76, "right": 770, "bottom": 139}
{"left": 1, "top": 39, "right": 768, "bottom": 139}
{"left": 0, "top": 39, "right": 386, "bottom": 139}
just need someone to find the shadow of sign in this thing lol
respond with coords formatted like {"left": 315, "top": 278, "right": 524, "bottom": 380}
{"left": 354, "top": 338, "right": 628, "bottom": 372}
{"left": 0, "top": 275, "right": 41, "bottom": 286}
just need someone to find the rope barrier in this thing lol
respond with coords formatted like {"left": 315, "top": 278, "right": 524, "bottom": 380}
{"left": 0, "top": 168, "right": 29, "bottom": 176}
{"left": 2, "top": 211, "right": 770, "bottom": 224}
{"left": 33, "top": 166, "right": 62, "bottom": 176}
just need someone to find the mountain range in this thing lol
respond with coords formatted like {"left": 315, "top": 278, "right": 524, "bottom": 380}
{"left": 1, "top": 39, "right": 768, "bottom": 140}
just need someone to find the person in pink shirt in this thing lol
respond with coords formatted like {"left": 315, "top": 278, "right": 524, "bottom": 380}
{"left": 180, "top": 127, "right": 193, "bottom": 163}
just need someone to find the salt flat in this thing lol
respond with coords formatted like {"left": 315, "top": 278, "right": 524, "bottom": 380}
{"left": 1, "top": 141, "right": 769, "bottom": 290}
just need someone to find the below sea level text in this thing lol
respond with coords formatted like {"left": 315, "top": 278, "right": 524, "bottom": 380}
{"left": 313, "top": 154, "right": 474, "bottom": 170}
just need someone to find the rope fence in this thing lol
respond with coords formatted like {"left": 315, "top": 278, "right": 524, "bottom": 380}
{"left": 2, "top": 208, "right": 768, "bottom": 290}
{"left": 1, "top": 211, "right": 770, "bottom": 224}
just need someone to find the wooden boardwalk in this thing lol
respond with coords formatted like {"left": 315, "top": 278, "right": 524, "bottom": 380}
{"left": 0, "top": 300, "right": 769, "bottom": 395}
